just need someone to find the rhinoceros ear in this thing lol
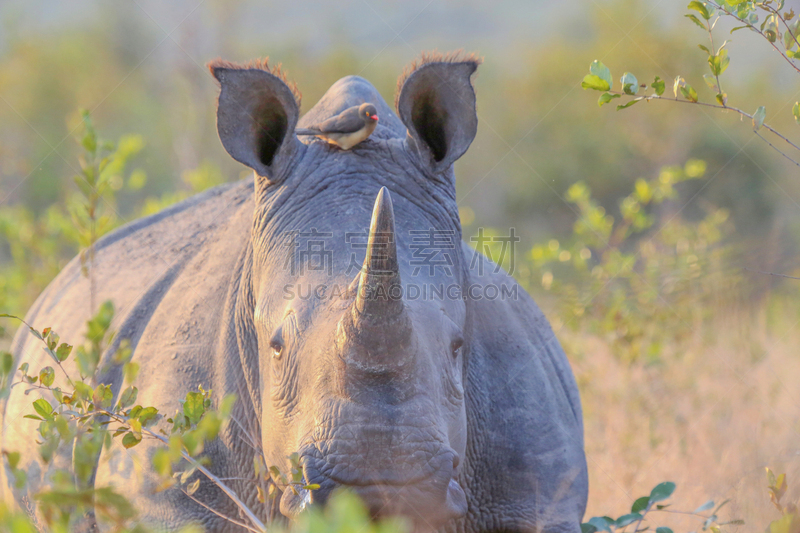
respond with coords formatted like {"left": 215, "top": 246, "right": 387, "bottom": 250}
{"left": 396, "top": 51, "right": 481, "bottom": 174}
{"left": 209, "top": 58, "right": 303, "bottom": 185}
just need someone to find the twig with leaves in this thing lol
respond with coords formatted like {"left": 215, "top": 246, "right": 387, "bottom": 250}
{"left": 580, "top": 481, "right": 744, "bottom": 533}
{"left": 581, "top": 0, "right": 800, "bottom": 168}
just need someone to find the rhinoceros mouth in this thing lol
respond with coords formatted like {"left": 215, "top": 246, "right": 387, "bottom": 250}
{"left": 297, "top": 434, "right": 457, "bottom": 487}
{"left": 281, "top": 443, "right": 467, "bottom": 524}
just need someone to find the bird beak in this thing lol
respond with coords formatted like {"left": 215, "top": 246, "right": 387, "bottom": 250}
{"left": 370, "top": 115, "right": 378, "bottom": 121}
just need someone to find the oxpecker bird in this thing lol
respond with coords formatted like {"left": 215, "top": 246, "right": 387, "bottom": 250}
{"left": 295, "top": 102, "right": 379, "bottom": 150}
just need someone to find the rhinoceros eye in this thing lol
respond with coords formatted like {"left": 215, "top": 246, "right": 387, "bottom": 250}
{"left": 270, "top": 341, "right": 283, "bottom": 359}
{"left": 451, "top": 339, "right": 464, "bottom": 358}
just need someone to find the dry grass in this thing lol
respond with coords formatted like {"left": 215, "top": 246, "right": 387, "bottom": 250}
{"left": 565, "top": 294, "right": 800, "bottom": 530}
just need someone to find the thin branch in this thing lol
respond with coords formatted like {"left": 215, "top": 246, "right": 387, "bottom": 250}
{"left": 755, "top": 131, "right": 800, "bottom": 168}
{"left": 142, "top": 425, "right": 267, "bottom": 531}
{"left": 181, "top": 487, "right": 263, "bottom": 533}
{"left": 632, "top": 503, "right": 650, "bottom": 533}
{"left": 706, "top": 0, "right": 800, "bottom": 75}
{"left": 0, "top": 314, "right": 76, "bottom": 388}
{"left": 653, "top": 508, "right": 710, "bottom": 518}
{"left": 607, "top": 91, "right": 800, "bottom": 166}
{"left": 744, "top": 267, "right": 800, "bottom": 280}
{"left": 228, "top": 413, "right": 262, "bottom": 453}
{"left": 97, "top": 410, "right": 268, "bottom": 532}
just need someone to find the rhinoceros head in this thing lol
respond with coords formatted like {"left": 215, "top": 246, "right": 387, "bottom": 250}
{"left": 209, "top": 52, "right": 481, "bottom": 528}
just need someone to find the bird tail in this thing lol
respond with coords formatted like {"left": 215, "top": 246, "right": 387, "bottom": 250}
{"left": 295, "top": 128, "right": 320, "bottom": 136}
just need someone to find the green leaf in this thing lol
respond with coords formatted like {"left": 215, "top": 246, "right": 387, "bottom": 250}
{"left": 651, "top": 76, "right": 665, "bottom": 95}
{"left": 598, "top": 92, "right": 621, "bottom": 107}
{"left": 680, "top": 84, "right": 699, "bottom": 102}
{"left": 695, "top": 500, "right": 715, "bottom": 512}
{"left": 698, "top": 44, "right": 711, "bottom": 54}
{"left": 46, "top": 332, "right": 58, "bottom": 352}
{"left": 118, "top": 386, "right": 138, "bottom": 410}
{"left": 4, "top": 451, "right": 20, "bottom": 469}
{"left": 621, "top": 72, "right": 639, "bottom": 95}
{"left": 582, "top": 74, "right": 610, "bottom": 92}
{"left": 124, "top": 361, "right": 139, "bottom": 384}
{"left": 685, "top": 13, "right": 707, "bottom": 29}
{"left": 764, "top": 14, "right": 780, "bottom": 42}
{"left": 793, "top": 102, "right": 800, "bottom": 124}
{"left": 787, "top": 19, "right": 800, "bottom": 50}
{"left": 632, "top": 496, "right": 651, "bottom": 513}
{"left": 55, "top": 343, "right": 72, "bottom": 362}
{"left": 93, "top": 384, "right": 113, "bottom": 408}
{"left": 587, "top": 517, "right": 613, "bottom": 532}
{"left": 39, "top": 367, "right": 55, "bottom": 388}
{"left": 152, "top": 448, "right": 173, "bottom": 477}
{"left": 615, "top": 514, "right": 643, "bottom": 528}
{"left": 33, "top": 398, "right": 54, "bottom": 419}
{"left": 0, "top": 351, "right": 13, "bottom": 377}
{"left": 753, "top": 105, "right": 766, "bottom": 131}
{"left": 302, "top": 483, "right": 321, "bottom": 490}
{"left": 656, "top": 528, "right": 674, "bottom": 533}
{"left": 708, "top": 50, "right": 730, "bottom": 76}
{"left": 183, "top": 391, "right": 205, "bottom": 425}
{"left": 784, "top": 24, "right": 797, "bottom": 50}
{"left": 23, "top": 414, "right": 43, "bottom": 421}
{"left": 617, "top": 98, "right": 643, "bottom": 110}
{"left": 137, "top": 406, "right": 159, "bottom": 427}
{"left": 730, "top": 25, "right": 749, "bottom": 33}
{"left": 688, "top": 1, "right": 711, "bottom": 19}
{"left": 122, "top": 431, "right": 141, "bottom": 449}
{"left": 716, "top": 92, "right": 728, "bottom": 106}
{"left": 649, "top": 481, "right": 676, "bottom": 503}
{"left": 28, "top": 326, "right": 43, "bottom": 340}
{"left": 703, "top": 74, "right": 719, "bottom": 93}
{"left": 590, "top": 60, "right": 613, "bottom": 89}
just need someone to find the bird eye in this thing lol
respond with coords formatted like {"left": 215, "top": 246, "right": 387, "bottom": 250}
{"left": 451, "top": 339, "right": 464, "bottom": 358}
{"left": 270, "top": 341, "right": 283, "bottom": 359}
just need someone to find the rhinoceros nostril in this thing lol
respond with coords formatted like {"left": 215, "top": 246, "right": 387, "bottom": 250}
{"left": 452, "top": 453, "right": 460, "bottom": 470}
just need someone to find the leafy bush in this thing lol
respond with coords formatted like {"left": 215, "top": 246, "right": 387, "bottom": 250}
{"left": 0, "top": 112, "right": 224, "bottom": 322}
{"left": 474, "top": 159, "right": 738, "bottom": 363}
{"left": 581, "top": 481, "right": 743, "bottom": 533}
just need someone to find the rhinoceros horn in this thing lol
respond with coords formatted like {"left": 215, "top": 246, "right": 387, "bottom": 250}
{"left": 353, "top": 187, "right": 406, "bottom": 324}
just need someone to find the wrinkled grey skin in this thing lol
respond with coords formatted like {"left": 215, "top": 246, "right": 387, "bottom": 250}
{"left": 1, "top": 58, "right": 588, "bottom": 532}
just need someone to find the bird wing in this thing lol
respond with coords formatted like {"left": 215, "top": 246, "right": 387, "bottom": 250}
{"left": 295, "top": 128, "right": 322, "bottom": 135}
{"left": 315, "top": 107, "right": 365, "bottom": 134}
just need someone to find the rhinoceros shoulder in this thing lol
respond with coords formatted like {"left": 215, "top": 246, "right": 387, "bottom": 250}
{"left": 459, "top": 243, "right": 588, "bottom": 531}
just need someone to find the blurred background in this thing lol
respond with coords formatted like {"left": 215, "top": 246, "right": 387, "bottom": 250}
{"left": 1, "top": 0, "right": 799, "bottom": 530}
